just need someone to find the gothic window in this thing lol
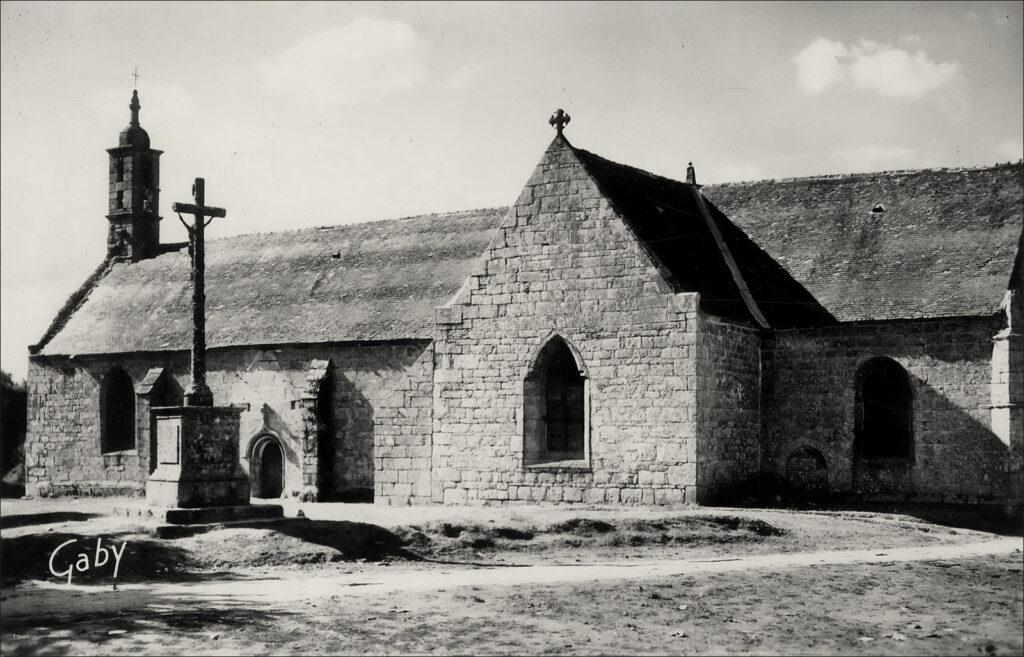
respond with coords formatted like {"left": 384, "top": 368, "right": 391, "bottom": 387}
{"left": 100, "top": 367, "right": 136, "bottom": 453}
{"left": 524, "top": 336, "right": 587, "bottom": 465}
{"left": 544, "top": 347, "right": 585, "bottom": 454}
{"left": 855, "top": 357, "right": 913, "bottom": 459}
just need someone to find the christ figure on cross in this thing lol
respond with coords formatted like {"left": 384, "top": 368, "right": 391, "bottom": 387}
{"left": 173, "top": 178, "right": 227, "bottom": 407}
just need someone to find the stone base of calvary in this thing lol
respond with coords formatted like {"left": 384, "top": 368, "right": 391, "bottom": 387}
{"left": 145, "top": 178, "right": 281, "bottom": 524}
{"left": 147, "top": 406, "right": 249, "bottom": 508}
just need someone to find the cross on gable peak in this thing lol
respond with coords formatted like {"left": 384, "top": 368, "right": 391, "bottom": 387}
{"left": 549, "top": 108, "right": 571, "bottom": 135}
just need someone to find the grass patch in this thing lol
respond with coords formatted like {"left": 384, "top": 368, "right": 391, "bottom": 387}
{"left": 403, "top": 514, "right": 785, "bottom": 560}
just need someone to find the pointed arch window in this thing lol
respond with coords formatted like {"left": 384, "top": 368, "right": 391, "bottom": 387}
{"left": 524, "top": 336, "right": 589, "bottom": 466}
{"left": 101, "top": 367, "right": 136, "bottom": 453}
{"left": 855, "top": 357, "right": 913, "bottom": 459}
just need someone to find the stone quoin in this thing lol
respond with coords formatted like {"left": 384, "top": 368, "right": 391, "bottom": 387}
{"left": 24, "top": 92, "right": 1024, "bottom": 507}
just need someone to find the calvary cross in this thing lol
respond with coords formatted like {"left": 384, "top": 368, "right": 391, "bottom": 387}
{"left": 173, "top": 178, "right": 227, "bottom": 407}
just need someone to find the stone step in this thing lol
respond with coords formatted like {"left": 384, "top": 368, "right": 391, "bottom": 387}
{"left": 153, "top": 514, "right": 296, "bottom": 539}
{"left": 163, "top": 504, "right": 285, "bottom": 525}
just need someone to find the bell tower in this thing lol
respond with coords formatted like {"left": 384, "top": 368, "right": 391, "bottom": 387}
{"left": 106, "top": 90, "right": 162, "bottom": 261}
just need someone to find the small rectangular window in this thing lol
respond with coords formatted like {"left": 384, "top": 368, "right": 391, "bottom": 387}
{"left": 115, "top": 159, "right": 124, "bottom": 182}
{"left": 116, "top": 191, "right": 124, "bottom": 209}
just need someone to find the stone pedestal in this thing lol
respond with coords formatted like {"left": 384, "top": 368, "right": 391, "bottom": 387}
{"left": 147, "top": 406, "right": 250, "bottom": 508}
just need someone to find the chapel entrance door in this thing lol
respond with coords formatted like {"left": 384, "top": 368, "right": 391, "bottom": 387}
{"left": 259, "top": 441, "right": 284, "bottom": 499}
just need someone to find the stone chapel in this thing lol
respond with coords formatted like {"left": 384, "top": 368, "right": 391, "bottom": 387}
{"left": 24, "top": 92, "right": 1024, "bottom": 506}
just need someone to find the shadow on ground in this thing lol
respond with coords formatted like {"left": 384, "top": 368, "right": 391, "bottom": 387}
{"left": 1, "top": 512, "right": 99, "bottom": 530}
{"left": 0, "top": 531, "right": 242, "bottom": 586}
{"left": 722, "top": 473, "right": 1024, "bottom": 536}
{"left": 151, "top": 514, "right": 787, "bottom": 570}
{"left": 200, "top": 519, "right": 422, "bottom": 562}
{"left": 2, "top": 587, "right": 296, "bottom": 655}
{"left": 0, "top": 482, "right": 25, "bottom": 498}
{"left": 838, "top": 502, "right": 1024, "bottom": 536}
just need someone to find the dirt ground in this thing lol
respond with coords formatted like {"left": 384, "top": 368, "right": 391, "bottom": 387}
{"left": 1, "top": 497, "right": 1022, "bottom": 655}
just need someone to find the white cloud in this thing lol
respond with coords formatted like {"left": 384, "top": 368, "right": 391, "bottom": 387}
{"left": 794, "top": 37, "right": 962, "bottom": 99}
{"left": 259, "top": 18, "right": 431, "bottom": 107}
{"left": 847, "top": 39, "right": 962, "bottom": 99}
{"left": 445, "top": 63, "right": 485, "bottom": 90}
{"left": 793, "top": 38, "right": 847, "bottom": 94}
{"left": 994, "top": 138, "right": 1023, "bottom": 162}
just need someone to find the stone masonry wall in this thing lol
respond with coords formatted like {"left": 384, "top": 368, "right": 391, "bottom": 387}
{"left": 765, "top": 317, "right": 1022, "bottom": 504}
{"left": 27, "top": 355, "right": 158, "bottom": 497}
{"left": 431, "top": 137, "right": 701, "bottom": 505}
{"left": 26, "top": 341, "right": 433, "bottom": 504}
{"left": 695, "top": 314, "right": 762, "bottom": 502}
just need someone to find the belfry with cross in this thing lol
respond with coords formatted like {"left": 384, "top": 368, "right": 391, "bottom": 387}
{"left": 106, "top": 90, "right": 163, "bottom": 261}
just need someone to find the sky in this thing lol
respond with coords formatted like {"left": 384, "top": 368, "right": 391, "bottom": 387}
{"left": 1, "top": 1, "right": 1022, "bottom": 380}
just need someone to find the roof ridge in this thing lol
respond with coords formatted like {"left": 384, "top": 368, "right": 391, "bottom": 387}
{"left": 206, "top": 206, "right": 510, "bottom": 243}
{"left": 571, "top": 145, "right": 689, "bottom": 188}
{"left": 571, "top": 145, "right": 1021, "bottom": 189}
{"left": 705, "top": 160, "right": 1023, "bottom": 188}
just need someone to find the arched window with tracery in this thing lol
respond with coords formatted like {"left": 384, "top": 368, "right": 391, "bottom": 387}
{"left": 100, "top": 367, "right": 136, "bottom": 453}
{"left": 855, "top": 357, "right": 913, "bottom": 459}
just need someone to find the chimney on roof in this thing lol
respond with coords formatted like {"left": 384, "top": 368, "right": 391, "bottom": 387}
{"left": 686, "top": 161, "right": 699, "bottom": 187}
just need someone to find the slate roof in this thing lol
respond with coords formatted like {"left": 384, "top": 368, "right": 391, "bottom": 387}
{"left": 702, "top": 163, "right": 1023, "bottom": 322}
{"left": 35, "top": 141, "right": 1022, "bottom": 357}
{"left": 39, "top": 209, "right": 507, "bottom": 356}
{"left": 573, "top": 147, "right": 835, "bottom": 328}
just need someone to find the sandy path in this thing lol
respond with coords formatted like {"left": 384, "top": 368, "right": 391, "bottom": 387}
{"left": 4, "top": 535, "right": 1021, "bottom": 620}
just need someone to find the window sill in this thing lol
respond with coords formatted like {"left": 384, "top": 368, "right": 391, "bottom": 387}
{"left": 102, "top": 450, "right": 138, "bottom": 466}
{"left": 525, "top": 459, "right": 592, "bottom": 473}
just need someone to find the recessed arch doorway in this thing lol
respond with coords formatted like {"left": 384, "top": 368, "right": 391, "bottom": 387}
{"left": 252, "top": 435, "right": 285, "bottom": 499}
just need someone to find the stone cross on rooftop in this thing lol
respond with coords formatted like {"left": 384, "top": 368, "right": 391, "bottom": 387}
{"left": 549, "top": 109, "right": 571, "bottom": 135}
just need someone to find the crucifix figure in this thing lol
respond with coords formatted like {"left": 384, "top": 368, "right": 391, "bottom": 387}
{"left": 173, "top": 178, "right": 227, "bottom": 407}
{"left": 132, "top": 66, "right": 140, "bottom": 87}
{"left": 549, "top": 108, "right": 571, "bottom": 135}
